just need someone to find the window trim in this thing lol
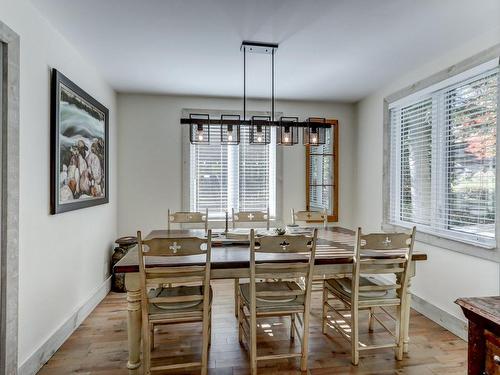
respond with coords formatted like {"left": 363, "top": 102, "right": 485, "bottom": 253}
{"left": 181, "top": 108, "right": 283, "bottom": 225}
{"left": 383, "top": 44, "right": 500, "bottom": 262}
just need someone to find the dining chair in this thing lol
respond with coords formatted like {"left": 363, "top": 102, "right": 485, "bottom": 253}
{"left": 290, "top": 208, "right": 328, "bottom": 228}
{"left": 230, "top": 208, "right": 270, "bottom": 316}
{"left": 321, "top": 226, "right": 416, "bottom": 365}
{"left": 237, "top": 228, "right": 318, "bottom": 374}
{"left": 167, "top": 208, "right": 208, "bottom": 232}
{"left": 137, "top": 230, "right": 213, "bottom": 375}
{"left": 232, "top": 208, "right": 270, "bottom": 230}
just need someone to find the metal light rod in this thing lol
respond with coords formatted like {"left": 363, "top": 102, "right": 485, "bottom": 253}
{"left": 180, "top": 117, "right": 330, "bottom": 128}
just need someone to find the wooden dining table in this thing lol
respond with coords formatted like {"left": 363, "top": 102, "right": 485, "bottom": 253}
{"left": 114, "top": 226, "right": 427, "bottom": 370}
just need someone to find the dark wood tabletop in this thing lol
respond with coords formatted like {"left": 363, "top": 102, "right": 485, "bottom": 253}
{"left": 114, "top": 227, "right": 427, "bottom": 273}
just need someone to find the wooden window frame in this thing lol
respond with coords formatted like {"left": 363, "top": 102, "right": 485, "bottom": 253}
{"left": 305, "top": 119, "right": 339, "bottom": 222}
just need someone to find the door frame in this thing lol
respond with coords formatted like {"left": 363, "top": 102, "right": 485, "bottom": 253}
{"left": 0, "top": 20, "right": 19, "bottom": 375}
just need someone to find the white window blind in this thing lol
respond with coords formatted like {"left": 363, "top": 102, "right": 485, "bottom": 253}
{"left": 389, "top": 63, "right": 499, "bottom": 247}
{"left": 190, "top": 126, "right": 276, "bottom": 218}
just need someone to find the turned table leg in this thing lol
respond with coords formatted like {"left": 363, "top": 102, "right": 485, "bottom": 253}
{"left": 125, "top": 273, "right": 142, "bottom": 370}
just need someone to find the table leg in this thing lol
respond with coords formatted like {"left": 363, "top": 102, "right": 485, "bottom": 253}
{"left": 126, "top": 289, "right": 142, "bottom": 370}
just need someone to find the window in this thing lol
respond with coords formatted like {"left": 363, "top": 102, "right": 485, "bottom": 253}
{"left": 189, "top": 125, "right": 276, "bottom": 218}
{"left": 389, "top": 62, "right": 498, "bottom": 247}
{"left": 305, "top": 120, "right": 339, "bottom": 221}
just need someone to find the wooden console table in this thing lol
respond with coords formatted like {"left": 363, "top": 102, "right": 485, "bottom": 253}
{"left": 456, "top": 297, "right": 500, "bottom": 375}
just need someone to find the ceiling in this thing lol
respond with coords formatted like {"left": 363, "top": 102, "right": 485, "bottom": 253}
{"left": 31, "top": 0, "right": 500, "bottom": 102}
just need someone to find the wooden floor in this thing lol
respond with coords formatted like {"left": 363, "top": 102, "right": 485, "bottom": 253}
{"left": 39, "top": 280, "right": 467, "bottom": 375}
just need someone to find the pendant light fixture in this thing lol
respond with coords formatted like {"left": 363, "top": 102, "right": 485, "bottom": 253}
{"left": 189, "top": 113, "right": 210, "bottom": 144}
{"left": 220, "top": 114, "right": 240, "bottom": 144}
{"left": 249, "top": 115, "right": 271, "bottom": 144}
{"left": 181, "top": 41, "right": 330, "bottom": 146}
{"left": 303, "top": 117, "right": 327, "bottom": 145}
{"left": 277, "top": 117, "right": 299, "bottom": 145}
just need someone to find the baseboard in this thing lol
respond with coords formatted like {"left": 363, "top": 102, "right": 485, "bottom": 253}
{"left": 19, "top": 277, "right": 112, "bottom": 375}
{"left": 411, "top": 293, "right": 468, "bottom": 341}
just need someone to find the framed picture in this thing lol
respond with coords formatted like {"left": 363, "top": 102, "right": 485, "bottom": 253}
{"left": 51, "top": 69, "right": 109, "bottom": 214}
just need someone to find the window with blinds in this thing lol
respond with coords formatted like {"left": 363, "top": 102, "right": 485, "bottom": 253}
{"left": 308, "top": 129, "right": 333, "bottom": 212}
{"left": 389, "top": 62, "right": 498, "bottom": 247}
{"left": 190, "top": 126, "right": 276, "bottom": 219}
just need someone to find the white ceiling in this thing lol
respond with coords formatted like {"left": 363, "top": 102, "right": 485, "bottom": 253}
{"left": 31, "top": 0, "right": 500, "bottom": 102}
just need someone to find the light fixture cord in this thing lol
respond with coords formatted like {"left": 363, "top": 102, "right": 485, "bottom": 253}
{"left": 271, "top": 48, "right": 275, "bottom": 122}
{"left": 243, "top": 46, "right": 246, "bottom": 122}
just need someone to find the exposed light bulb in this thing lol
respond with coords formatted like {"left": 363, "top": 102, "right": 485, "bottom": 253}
{"left": 311, "top": 135, "right": 317, "bottom": 144}
{"left": 227, "top": 132, "right": 233, "bottom": 142}
{"left": 257, "top": 133, "right": 263, "bottom": 142}
{"left": 284, "top": 135, "right": 290, "bottom": 143}
{"left": 196, "top": 123, "right": 205, "bottom": 142}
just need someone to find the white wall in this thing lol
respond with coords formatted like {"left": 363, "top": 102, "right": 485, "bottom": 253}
{"left": 0, "top": 0, "right": 117, "bottom": 366}
{"left": 117, "top": 94, "right": 355, "bottom": 236}
{"left": 354, "top": 29, "right": 500, "bottom": 322}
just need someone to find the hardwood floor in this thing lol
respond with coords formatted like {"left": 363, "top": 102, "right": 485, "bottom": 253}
{"left": 38, "top": 280, "right": 466, "bottom": 374}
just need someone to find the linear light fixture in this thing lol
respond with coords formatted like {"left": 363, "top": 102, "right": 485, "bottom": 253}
{"left": 181, "top": 41, "right": 330, "bottom": 146}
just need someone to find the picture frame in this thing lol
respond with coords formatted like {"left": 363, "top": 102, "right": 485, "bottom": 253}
{"left": 50, "top": 69, "right": 109, "bottom": 214}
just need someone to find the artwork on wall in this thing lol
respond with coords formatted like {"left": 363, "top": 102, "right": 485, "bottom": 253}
{"left": 50, "top": 69, "right": 109, "bottom": 214}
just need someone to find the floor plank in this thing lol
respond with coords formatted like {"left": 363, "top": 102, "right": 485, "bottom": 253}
{"left": 38, "top": 280, "right": 466, "bottom": 374}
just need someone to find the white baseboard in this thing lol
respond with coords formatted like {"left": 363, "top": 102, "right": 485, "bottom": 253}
{"left": 19, "top": 277, "right": 112, "bottom": 375}
{"left": 411, "top": 293, "right": 468, "bottom": 341}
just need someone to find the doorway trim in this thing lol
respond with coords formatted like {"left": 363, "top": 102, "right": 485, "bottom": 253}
{"left": 0, "top": 20, "right": 20, "bottom": 375}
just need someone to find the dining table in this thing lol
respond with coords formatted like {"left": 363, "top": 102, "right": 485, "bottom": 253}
{"left": 114, "top": 226, "right": 427, "bottom": 370}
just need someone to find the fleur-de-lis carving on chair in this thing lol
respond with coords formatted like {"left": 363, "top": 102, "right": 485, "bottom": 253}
{"left": 382, "top": 236, "right": 392, "bottom": 247}
{"left": 279, "top": 240, "right": 290, "bottom": 251}
{"left": 248, "top": 213, "right": 255, "bottom": 220}
{"left": 169, "top": 241, "right": 182, "bottom": 254}
{"left": 307, "top": 213, "right": 312, "bottom": 219}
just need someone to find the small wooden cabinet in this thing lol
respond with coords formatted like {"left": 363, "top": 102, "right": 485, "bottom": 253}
{"left": 456, "top": 297, "right": 500, "bottom": 375}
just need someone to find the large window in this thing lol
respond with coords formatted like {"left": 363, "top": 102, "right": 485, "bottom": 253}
{"left": 389, "top": 62, "right": 498, "bottom": 247}
{"left": 189, "top": 126, "right": 276, "bottom": 218}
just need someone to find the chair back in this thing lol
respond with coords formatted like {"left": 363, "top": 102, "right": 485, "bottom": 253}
{"left": 167, "top": 208, "right": 208, "bottom": 232}
{"left": 232, "top": 208, "right": 270, "bottom": 230}
{"left": 137, "top": 230, "right": 212, "bottom": 314}
{"left": 351, "top": 227, "right": 416, "bottom": 302}
{"left": 291, "top": 208, "right": 328, "bottom": 228}
{"left": 249, "top": 229, "right": 317, "bottom": 304}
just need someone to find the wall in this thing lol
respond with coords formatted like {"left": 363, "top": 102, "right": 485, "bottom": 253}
{"left": 0, "top": 0, "right": 117, "bottom": 369}
{"left": 117, "top": 94, "right": 355, "bottom": 236}
{"left": 354, "top": 29, "right": 500, "bottom": 325}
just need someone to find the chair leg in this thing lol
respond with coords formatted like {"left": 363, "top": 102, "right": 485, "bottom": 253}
{"left": 150, "top": 325, "right": 155, "bottom": 351}
{"left": 368, "top": 307, "right": 374, "bottom": 333}
{"left": 201, "top": 308, "right": 210, "bottom": 375}
{"left": 351, "top": 306, "right": 359, "bottom": 366}
{"left": 250, "top": 310, "right": 258, "bottom": 375}
{"left": 290, "top": 314, "right": 295, "bottom": 340}
{"left": 322, "top": 284, "right": 328, "bottom": 334}
{"left": 234, "top": 278, "right": 239, "bottom": 317}
{"left": 142, "top": 320, "right": 151, "bottom": 375}
{"left": 395, "top": 302, "right": 405, "bottom": 360}
{"left": 300, "top": 311, "right": 311, "bottom": 371}
{"left": 208, "top": 309, "right": 212, "bottom": 347}
{"left": 238, "top": 299, "right": 243, "bottom": 344}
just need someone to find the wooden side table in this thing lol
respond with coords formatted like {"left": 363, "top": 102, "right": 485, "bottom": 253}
{"left": 456, "top": 297, "right": 500, "bottom": 375}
